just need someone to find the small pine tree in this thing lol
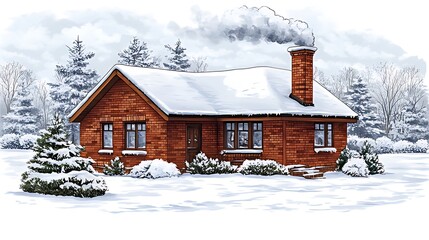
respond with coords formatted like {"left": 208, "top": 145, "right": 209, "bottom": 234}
{"left": 20, "top": 114, "right": 107, "bottom": 197}
{"left": 359, "top": 141, "right": 385, "bottom": 175}
{"left": 163, "top": 39, "right": 191, "bottom": 71}
{"left": 118, "top": 37, "right": 158, "bottom": 67}
{"left": 336, "top": 147, "right": 351, "bottom": 171}
{"left": 103, "top": 157, "right": 125, "bottom": 176}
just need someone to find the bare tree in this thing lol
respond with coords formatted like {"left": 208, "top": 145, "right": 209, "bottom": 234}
{"left": 402, "top": 66, "right": 426, "bottom": 112}
{"left": 35, "top": 80, "right": 51, "bottom": 130}
{"left": 0, "top": 62, "right": 26, "bottom": 113}
{"left": 191, "top": 56, "right": 208, "bottom": 72}
{"left": 371, "top": 62, "right": 405, "bottom": 136}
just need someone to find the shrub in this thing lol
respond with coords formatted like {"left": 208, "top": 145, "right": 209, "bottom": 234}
{"left": 414, "top": 139, "right": 429, "bottom": 153}
{"left": 375, "top": 136, "right": 394, "bottom": 154}
{"left": 0, "top": 133, "right": 20, "bottom": 149}
{"left": 360, "top": 141, "right": 385, "bottom": 175}
{"left": 129, "top": 159, "right": 180, "bottom": 179}
{"left": 347, "top": 135, "right": 375, "bottom": 152}
{"left": 393, "top": 140, "right": 414, "bottom": 153}
{"left": 103, "top": 157, "right": 125, "bottom": 176}
{"left": 342, "top": 157, "right": 369, "bottom": 177}
{"left": 19, "top": 134, "right": 39, "bottom": 149}
{"left": 238, "top": 159, "right": 288, "bottom": 176}
{"left": 186, "top": 152, "right": 237, "bottom": 174}
{"left": 336, "top": 148, "right": 351, "bottom": 171}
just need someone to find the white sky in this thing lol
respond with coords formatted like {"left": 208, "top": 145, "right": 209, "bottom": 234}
{"left": 0, "top": 0, "right": 427, "bottom": 85}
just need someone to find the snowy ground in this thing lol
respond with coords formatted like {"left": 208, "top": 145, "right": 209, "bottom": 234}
{"left": 1, "top": 149, "right": 428, "bottom": 239}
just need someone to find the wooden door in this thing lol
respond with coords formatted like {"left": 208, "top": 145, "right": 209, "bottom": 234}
{"left": 186, "top": 124, "right": 202, "bottom": 162}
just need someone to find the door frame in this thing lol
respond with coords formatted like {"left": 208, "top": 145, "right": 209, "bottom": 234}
{"left": 186, "top": 123, "right": 202, "bottom": 162}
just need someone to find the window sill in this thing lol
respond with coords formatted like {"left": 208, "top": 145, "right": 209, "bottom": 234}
{"left": 220, "top": 149, "right": 263, "bottom": 155}
{"left": 314, "top": 147, "right": 337, "bottom": 153}
{"left": 98, "top": 149, "right": 113, "bottom": 155}
{"left": 122, "top": 150, "right": 148, "bottom": 156}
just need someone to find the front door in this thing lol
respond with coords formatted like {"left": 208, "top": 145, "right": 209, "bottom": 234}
{"left": 186, "top": 124, "right": 202, "bottom": 162}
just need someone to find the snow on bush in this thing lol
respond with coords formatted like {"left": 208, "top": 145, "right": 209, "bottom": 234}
{"left": 238, "top": 159, "right": 288, "bottom": 176}
{"left": 186, "top": 152, "right": 237, "bottom": 174}
{"left": 375, "top": 136, "right": 394, "bottom": 154}
{"left": 414, "top": 139, "right": 429, "bottom": 153}
{"left": 342, "top": 157, "right": 369, "bottom": 177}
{"left": 103, "top": 157, "right": 125, "bottom": 176}
{"left": 347, "top": 135, "right": 375, "bottom": 152}
{"left": 0, "top": 133, "right": 20, "bottom": 149}
{"left": 129, "top": 159, "right": 180, "bottom": 179}
{"left": 349, "top": 135, "right": 428, "bottom": 154}
{"left": 360, "top": 141, "right": 385, "bottom": 175}
{"left": 393, "top": 140, "right": 414, "bottom": 153}
{"left": 336, "top": 148, "right": 351, "bottom": 171}
{"left": 19, "top": 134, "right": 39, "bottom": 149}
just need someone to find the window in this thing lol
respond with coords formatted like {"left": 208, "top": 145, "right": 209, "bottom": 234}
{"left": 102, "top": 123, "right": 113, "bottom": 148}
{"left": 225, "top": 122, "right": 263, "bottom": 149}
{"left": 314, "top": 123, "right": 333, "bottom": 147}
{"left": 253, "top": 123, "right": 263, "bottom": 148}
{"left": 226, "top": 123, "right": 235, "bottom": 149}
{"left": 126, "top": 123, "right": 146, "bottom": 149}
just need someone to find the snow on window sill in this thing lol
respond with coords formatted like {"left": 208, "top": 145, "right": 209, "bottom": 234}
{"left": 314, "top": 147, "right": 337, "bottom": 153}
{"left": 122, "top": 150, "right": 148, "bottom": 156}
{"left": 220, "top": 149, "right": 263, "bottom": 155}
{"left": 98, "top": 149, "right": 113, "bottom": 155}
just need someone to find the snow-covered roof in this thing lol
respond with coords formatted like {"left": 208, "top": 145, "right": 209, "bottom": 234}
{"left": 69, "top": 64, "right": 357, "bottom": 119}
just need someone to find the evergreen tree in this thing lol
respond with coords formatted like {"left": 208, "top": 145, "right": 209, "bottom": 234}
{"left": 401, "top": 104, "right": 429, "bottom": 142}
{"left": 118, "top": 37, "right": 157, "bottom": 67}
{"left": 2, "top": 83, "right": 40, "bottom": 135}
{"left": 49, "top": 36, "right": 98, "bottom": 143}
{"left": 20, "top": 114, "right": 108, "bottom": 197}
{"left": 346, "top": 77, "right": 383, "bottom": 138}
{"left": 163, "top": 39, "right": 191, "bottom": 71}
{"left": 359, "top": 141, "right": 385, "bottom": 175}
{"left": 336, "top": 147, "right": 351, "bottom": 171}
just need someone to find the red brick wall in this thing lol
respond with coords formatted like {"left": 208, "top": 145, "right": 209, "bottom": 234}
{"left": 290, "top": 49, "right": 315, "bottom": 106}
{"left": 80, "top": 76, "right": 167, "bottom": 168}
{"left": 261, "top": 120, "right": 284, "bottom": 163}
{"left": 284, "top": 121, "right": 347, "bottom": 168}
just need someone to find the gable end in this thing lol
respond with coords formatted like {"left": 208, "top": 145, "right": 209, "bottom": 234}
{"left": 69, "top": 69, "right": 169, "bottom": 122}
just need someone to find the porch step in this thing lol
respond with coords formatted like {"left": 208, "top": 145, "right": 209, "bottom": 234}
{"left": 288, "top": 165, "right": 327, "bottom": 179}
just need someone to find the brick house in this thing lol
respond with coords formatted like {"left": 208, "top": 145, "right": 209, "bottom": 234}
{"left": 69, "top": 46, "right": 357, "bottom": 171}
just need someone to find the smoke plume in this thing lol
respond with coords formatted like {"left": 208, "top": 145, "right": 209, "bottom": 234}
{"left": 192, "top": 6, "right": 315, "bottom": 47}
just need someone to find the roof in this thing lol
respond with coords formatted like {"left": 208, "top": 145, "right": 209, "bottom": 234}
{"left": 69, "top": 64, "right": 358, "bottom": 120}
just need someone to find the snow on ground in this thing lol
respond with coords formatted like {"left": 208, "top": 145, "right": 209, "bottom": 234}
{"left": 1, "top": 149, "right": 428, "bottom": 239}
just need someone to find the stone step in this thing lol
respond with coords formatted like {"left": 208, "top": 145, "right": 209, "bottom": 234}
{"left": 303, "top": 172, "right": 325, "bottom": 179}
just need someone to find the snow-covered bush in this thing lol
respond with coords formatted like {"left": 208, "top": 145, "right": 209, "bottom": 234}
{"left": 20, "top": 115, "right": 107, "bottom": 198}
{"left": 238, "top": 159, "right": 288, "bottom": 176}
{"left": 103, "top": 157, "right": 125, "bottom": 176}
{"left": 186, "top": 152, "right": 237, "bottom": 174}
{"left": 360, "top": 141, "right": 385, "bottom": 175}
{"left": 0, "top": 133, "right": 20, "bottom": 149}
{"left": 347, "top": 135, "right": 375, "bottom": 152}
{"left": 336, "top": 148, "right": 351, "bottom": 171}
{"left": 129, "top": 159, "right": 180, "bottom": 179}
{"left": 19, "top": 134, "right": 39, "bottom": 149}
{"left": 414, "top": 139, "right": 429, "bottom": 153}
{"left": 342, "top": 157, "right": 369, "bottom": 177}
{"left": 375, "top": 136, "right": 394, "bottom": 154}
{"left": 393, "top": 140, "right": 414, "bottom": 153}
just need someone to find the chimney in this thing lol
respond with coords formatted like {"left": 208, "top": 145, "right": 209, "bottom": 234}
{"left": 287, "top": 46, "right": 317, "bottom": 106}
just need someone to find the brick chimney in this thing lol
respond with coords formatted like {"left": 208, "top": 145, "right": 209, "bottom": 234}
{"left": 287, "top": 46, "right": 317, "bottom": 106}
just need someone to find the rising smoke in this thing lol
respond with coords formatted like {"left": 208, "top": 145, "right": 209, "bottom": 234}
{"left": 191, "top": 6, "right": 315, "bottom": 47}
